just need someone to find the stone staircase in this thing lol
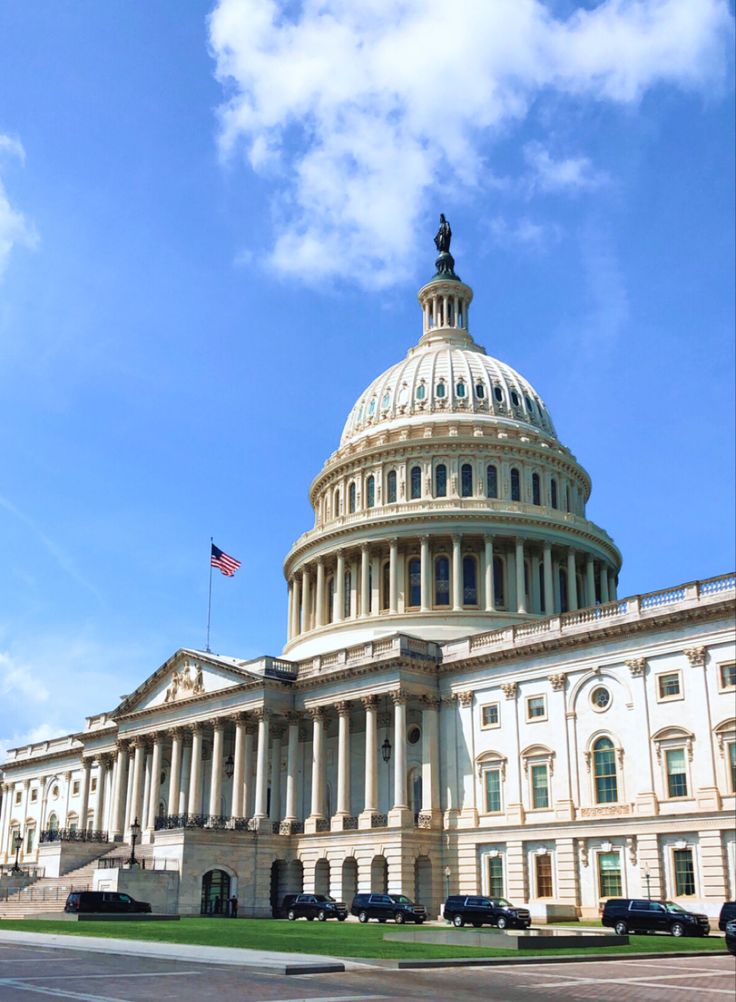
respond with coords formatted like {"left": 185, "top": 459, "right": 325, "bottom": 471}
{"left": 0, "top": 842, "right": 156, "bottom": 919}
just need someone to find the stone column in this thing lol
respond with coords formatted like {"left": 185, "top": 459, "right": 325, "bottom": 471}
{"left": 167, "top": 729, "right": 183, "bottom": 820}
{"left": 284, "top": 713, "right": 300, "bottom": 823}
{"left": 600, "top": 562, "right": 610, "bottom": 603}
{"left": 334, "top": 551, "right": 345, "bottom": 622}
{"left": 208, "top": 720, "right": 224, "bottom": 817}
{"left": 421, "top": 697, "right": 440, "bottom": 824}
{"left": 531, "top": 551, "right": 541, "bottom": 614}
{"left": 292, "top": 575, "right": 301, "bottom": 636}
{"left": 609, "top": 570, "right": 617, "bottom": 600}
{"left": 0, "top": 784, "right": 11, "bottom": 862}
{"left": 543, "top": 543, "right": 554, "bottom": 615}
{"left": 334, "top": 702, "right": 351, "bottom": 823}
{"left": 301, "top": 567, "right": 312, "bottom": 633}
{"left": 305, "top": 708, "right": 325, "bottom": 831}
{"left": 77, "top": 759, "right": 92, "bottom": 834}
{"left": 141, "top": 750, "right": 152, "bottom": 831}
{"left": 109, "top": 742, "right": 128, "bottom": 838}
{"left": 359, "top": 696, "right": 378, "bottom": 827}
{"left": 586, "top": 555, "right": 596, "bottom": 606}
{"left": 389, "top": 691, "right": 410, "bottom": 825}
{"left": 420, "top": 535, "right": 430, "bottom": 612}
{"left": 389, "top": 539, "right": 399, "bottom": 613}
{"left": 230, "top": 716, "right": 246, "bottom": 818}
{"left": 147, "top": 735, "right": 163, "bottom": 832}
{"left": 187, "top": 724, "right": 204, "bottom": 816}
{"left": 253, "top": 710, "right": 271, "bottom": 823}
{"left": 179, "top": 735, "right": 192, "bottom": 814}
{"left": 452, "top": 534, "right": 463, "bottom": 611}
{"left": 349, "top": 558, "right": 359, "bottom": 617}
{"left": 360, "top": 545, "right": 370, "bottom": 616}
{"left": 567, "top": 550, "right": 578, "bottom": 611}
{"left": 371, "top": 553, "right": 381, "bottom": 611}
{"left": 269, "top": 725, "right": 284, "bottom": 822}
{"left": 484, "top": 536, "right": 495, "bottom": 611}
{"left": 92, "top": 757, "right": 109, "bottom": 833}
{"left": 128, "top": 740, "right": 146, "bottom": 831}
{"left": 315, "top": 559, "right": 326, "bottom": 628}
{"left": 287, "top": 580, "right": 294, "bottom": 641}
{"left": 515, "top": 538, "right": 527, "bottom": 614}
{"left": 243, "top": 723, "right": 256, "bottom": 818}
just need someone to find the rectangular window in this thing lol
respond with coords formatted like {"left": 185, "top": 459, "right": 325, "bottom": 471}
{"left": 598, "top": 851, "right": 622, "bottom": 898}
{"left": 484, "top": 768, "right": 502, "bottom": 813}
{"left": 30, "top": 789, "right": 38, "bottom": 802}
{"left": 728, "top": 741, "right": 736, "bottom": 794}
{"left": 481, "top": 703, "right": 500, "bottom": 729}
{"left": 665, "top": 748, "right": 688, "bottom": 798}
{"left": 657, "top": 671, "right": 682, "bottom": 700}
{"left": 488, "top": 856, "right": 504, "bottom": 898}
{"left": 25, "top": 829, "right": 34, "bottom": 853}
{"left": 526, "top": 695, "right": 547, "bottom": 721}
{"left": 530, "top": 764, "right": 550, "bottom": 809}
{"left": 72, "top": 781, "right": 80, "bottom": 796}
{"left": 14, "top": 791, "right": 21, "bottom": 805}
{"left": 673, "top": 848, "right": 695, "bottom": 896}
{"left": 719, "top": 662, "right": 736, "bottom": 690}
{"left": 535, "top": 854, "right": 553, "bottom": 897}
{"left": 91, "top": 778, "right": 97, "bottom": 792}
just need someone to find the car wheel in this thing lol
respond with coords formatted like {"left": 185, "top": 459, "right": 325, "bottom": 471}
{"left": 358, "top": 911, "right": 369, "bottom": 923}
{"left": 472, "top": 921, "right": 482, "bottom": 928}
{"left": 671, "top": 922, "right": 685, "bottom": 938}
{"left": 317, "top": 910, "right": 327, "bottom": 922}
{"left": 453, "top": 914, "right": 465, "bottom": 928}
{"left": 614, "top": 920, "right": 628, "bottom": 936}
{"left": 497, "top": 916, "right": 508, "bottom": 930}
{"left": 338, "top": 916, "right": 347, "bottom": 922}
{"left": 416, "top": 919, "right": 424, "bottom": 925}
{"left": 379, "top": 918, "right": 386, "bottom": 923}
{"left": 394, "top": 912, "right": 405, "bottom": 925}
{"left": 287, "top": 910, "right": 297, "bottom": 921}
{"left": 306, "top": 916, "right": 314, "bottom": 921}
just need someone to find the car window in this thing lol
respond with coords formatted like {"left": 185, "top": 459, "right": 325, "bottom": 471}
{"left": 119, "top": 894, "right": 133, "bottom": 903}
{"left": 630, "top": 900, "right": 650, "bottom": 910}
{"left": 391, "top": 895, "right": 411, "bottom": 904}
{"left": 490, "top": 898, "right": 512, "bottom": 907}
{"left": 314, "top": 895, "right": 331, "bottom": 903}
{"left": 665, "top": 902, "right": 686, "bottom": 913}
{"left": 651, "top": 903, "right": 666, "bottom": 913}
{"left": 372, "top": 895, "right": 391, "bottom": 904}
{"left": 466, "top": 897, "right": 485, "bottom": 906}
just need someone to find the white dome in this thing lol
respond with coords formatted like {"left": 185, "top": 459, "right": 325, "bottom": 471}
{"left": 340, "top": 337, "right": 556, "bottom": 448}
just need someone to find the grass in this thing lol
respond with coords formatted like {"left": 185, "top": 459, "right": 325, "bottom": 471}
{"left": 0, "top": 918, "right": 728, "bottom": 960}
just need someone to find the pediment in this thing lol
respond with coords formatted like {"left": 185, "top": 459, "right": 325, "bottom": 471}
{"left": 114, "top": 649, "right": 263, "bottom": 716}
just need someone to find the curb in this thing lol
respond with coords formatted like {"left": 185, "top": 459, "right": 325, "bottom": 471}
{"left": 376, "top": 948, "right": 729, "bottom": 969}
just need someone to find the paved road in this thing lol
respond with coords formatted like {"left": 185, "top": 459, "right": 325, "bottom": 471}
{"left": 0, "top": 942, "right": 733, "bottom": 1001}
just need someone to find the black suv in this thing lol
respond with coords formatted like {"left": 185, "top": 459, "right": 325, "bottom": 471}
{"left": 64, "top": 891, "right": 151, "bottom": 914}
{"left": 443, "top": 895, "right": 531, "bottom": 929}
{"left": 282, "top": 893, "right": 347, "bottom": 921}
{"left": 601, "top": 898, "right": 710, "bottom": 937}
{"left": 350, "top": 892, "right": 427, "bottom": 924}
{"left": 718, "top": 901, "right": 736, "bottom": 931}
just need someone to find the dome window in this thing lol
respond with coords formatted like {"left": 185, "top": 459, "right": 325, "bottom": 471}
{"left": 532, "top": 473, "right": 541, "bottom": 506}
{"left": 407, "top": 557, "right": 421, "bottom": 608}
{"left": 524, "top": 395, "right": 534, "bottom": 413}
{"left": 357, "top": 404, "right": 365, "bottom": 423}
{"left": 475, "top": 383, "right": 485, "bottom": 399}
{"left": 435, "top": 464, "right": 447, "bottom": 498}
{"left": 494, "top": 385, "right": 504, "bottom": 403}
{"left": 386, "top": 470, "right": 397, "bottom": 504}
{"left": 381, "top": 391, "right": 391, "bottom": 411}
{"left": 511, "top": 390, "right": 520, "bottom": 407}
{"left": 456, "top": 382, "right": 466, "bottom": 398}
{"left": 348, "top": 482, "right": 356, "bottom": 514}
{"left": 366, "top": 475, "right": 376, "bottom": 508}
{"left": 486, "top": 464, "right": 498, "bottom": 499}
{"left": 416, "top": 383, "right": 426, "bottom": 401}
{"left": 434, "top": 556, "right": 450, "bottom": 607}
{"left": 368, "top": 398, "right": 376, "bottom": 416}
{"left": 510, "top": 468, "right": 521, "bottom": 502}
{"left": 410, "top": 465, "right": 422, "bottom": 500}
{"left": 436, "top": 382, "right": 447, "bottom": 399}
{"left": 398, "top": 385, "right": 409, "bottom": 406}
{"left": 461, "top": 463, "right": 473, "bottom": 498}
{"left": 463, "top": 556, "right": 478, "bottom": 606}
{"left": 550, "top": 478, "right": 558, "bottom": 510}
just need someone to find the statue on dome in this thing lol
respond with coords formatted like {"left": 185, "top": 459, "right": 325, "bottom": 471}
{"left": 433, "top": 213, "right": 459, "bottom": 280}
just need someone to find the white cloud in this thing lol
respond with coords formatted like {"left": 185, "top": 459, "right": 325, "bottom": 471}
{"left": 0, "top": 134, "right": 37, "bottom": 279}
{"left": 0, "top": 651, "right": 50, "bottom": 705}
{"left": 523, "top": 142, "right": 608, "bottom": 193}
{"left": 208, "top": 0, "right": 732, "bottom": 286}
{"left": 0, "top": 723, "right": 60, "bottom": 766}
{"left": 490, "top": 215, "right": 562, "bottom": 250}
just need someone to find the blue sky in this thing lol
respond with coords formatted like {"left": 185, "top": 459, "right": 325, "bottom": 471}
{"left": 0, "top": 1, "right": 733, "bottom": 754}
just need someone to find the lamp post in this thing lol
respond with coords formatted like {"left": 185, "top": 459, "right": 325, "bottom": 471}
{"left": 643, "top": 865, "right": 652, "bottom": 900}
{"left": 444, "top": 865, "right": 451, "bottom": 900}
{"left": 11, "top": 831, "right": 23, "bottom": 873}
{"left": 224, "top": 754, "right": 234, "bottom": 780}
{"left": 381, "top": 735, "right": 392, "bottom": 811}
{"left": 127, "top": 817, "right": 141, "bottom": 867}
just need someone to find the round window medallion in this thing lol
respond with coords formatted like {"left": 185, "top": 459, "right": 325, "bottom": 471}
{"left": 408, "top": 725, "right": 421, "bottom": 745}
{"left": 591, "top": 686, "right": 611, "bottom": 711}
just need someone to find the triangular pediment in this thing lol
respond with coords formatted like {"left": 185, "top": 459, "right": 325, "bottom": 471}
{"left": 114, "top": 649, "right": 266, "bottom": 716}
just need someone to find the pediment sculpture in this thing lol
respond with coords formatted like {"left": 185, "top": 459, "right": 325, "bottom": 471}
{"left": 164, "top": 662, "right": 204, "bottom": 703}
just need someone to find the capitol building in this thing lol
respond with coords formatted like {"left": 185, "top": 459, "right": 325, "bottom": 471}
{"left": 1, "top": 234, "right": 734, "bottom": 921}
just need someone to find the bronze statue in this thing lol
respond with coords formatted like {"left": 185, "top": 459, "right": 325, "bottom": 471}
{"left": 433, "top": 213, "right": 458, "bottom": 279}
{"left": 434, "top": 213, "right": 452, "bottom": 254}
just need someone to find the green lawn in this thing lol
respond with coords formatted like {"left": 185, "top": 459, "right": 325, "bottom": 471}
{"left": 0, "top": 918, "right": 728, "bottom": 960}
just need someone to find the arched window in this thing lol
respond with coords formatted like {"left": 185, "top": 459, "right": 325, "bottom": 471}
{"left": 434, "top": 556, "right": 450, "bottom": 606}
{"left": 327, "top": 576, "right": 335, "bottom": 624}
{"left": 381, "top": 561, "right": 390, "bottom": 611}
{"left": 333, "top": 488, "right": 341, "bottom": 517}
{"left": 436, "top": 382, "right": 446, "bottom": 399}
{"left": 494, "top": 385, "right": 503, "bottom": 403}
{"left": 435, "top": 464, "right": 447, "bottom": 498}
{"left": 416, "top": 383, "right": 426, "bottom": 400}
{"left": 344, "top": 569, "right": 352, "bottom": 619}
{"left": 408, "top": 558, "right": 421, "bottom": 608}
{"left": 348, "top": 482, "right": 356, "bottom": 514}
{"left": 366, "top": 475, "right": 375, "bottom": 508}
{"left": 487, "top": 464, "right": 498, "bottom": 499}
{"left": 410, "top": 465, "right": 422, "bottom": 500}
{"left": 386, "top": 470, "right": 397, "bottom": 504}
{"left": 592, "top": 738, "right": 618, "bottom": 804}
{"left": 456, "top": 381, "right": 466, "bottom": 398}
{"left": 475, "top": 383, "right": 485, "bottom": 399}
{"left": 510, "top": 468, "right": 521, "bottom": 502}
{"left": 47, "top": 813, "right": 58, "bottom": 833}
{"left": 550, "top": 478, "right": 558, "bottom": 509}
{"left": 461, "top": 463, "right": 473, "bottom": 498}
{"left": 463, "top": 556, "right": 478, "bottom": 606}
{"left": 493, "top": 556, "right": 506, "bottom": 608}
{"left": 532, "top": 473, "right": 541, "bottom": 506}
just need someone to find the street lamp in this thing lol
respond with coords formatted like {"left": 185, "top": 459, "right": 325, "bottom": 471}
{"left": 127, "top": 817, "right": 141, "bottom": 867}
{"left": 224, "top": 754, "right": 234, "bottom": 780}
{"left": 11, "top": 831, "right": 23, "bottom": 873}
{"left": 643, "top": 865, "right": 652, "bottom": 900}
{"left": 381, "top": 737, "right": 392, "bottom": 764}
{"left": 444, "top": 865, "right": 451, "bottom": 900}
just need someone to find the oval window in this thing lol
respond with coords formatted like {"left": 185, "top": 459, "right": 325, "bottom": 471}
{"left": 381, "top": 391, "right": 391, "bottom": 410}
{"left": 591, "top": 686, "right": 611, "bottom": 711}
{"left": 416, "top": 384, "right": 426, "bottom": 400}
{"left": 368, "top": 398, "right": 376, "bottom": 416}
{"left": 436, "top": 382, "right": 446, "bottom": 399}
{"left": 398, "top": 386, "right": 409, "bottom": 405}
{"left": 524, "top": 395, "right": 534, "bottom": 413}
{"left": 511, "top": 390, "right": 520, "bottom": 406}
{"left": 475, "top": 383, "right": 485, "bottom": 399}
{"left": 456, "top": 382, "right": 466, "bottom": 398}
{"left": 494, "top": 385, "right": 503, "bottom": 402}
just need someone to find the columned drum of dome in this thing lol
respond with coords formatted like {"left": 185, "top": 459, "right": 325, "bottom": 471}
{"left": 283, "top": 232, "right": 621, "bottom": 659}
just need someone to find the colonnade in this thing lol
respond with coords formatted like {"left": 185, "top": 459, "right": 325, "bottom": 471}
{"left": 287, "top": 536, "right": 618, "bottom": 641}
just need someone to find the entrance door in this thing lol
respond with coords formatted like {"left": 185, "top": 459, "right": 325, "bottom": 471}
{"left": 201, "top": 869, "right": 231, "bottom": 915}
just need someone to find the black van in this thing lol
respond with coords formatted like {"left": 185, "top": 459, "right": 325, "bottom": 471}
{"left": 350, "top": 892, "right": 427, "bottom": 924}
{"left": 64, "top": 891, "right": 152, "bottom": 914}
{"left": 443, "top": 895, "right": 531, "bottom": 929}
{"left": 601, "top": 898, "right": 709, "bottom": 937}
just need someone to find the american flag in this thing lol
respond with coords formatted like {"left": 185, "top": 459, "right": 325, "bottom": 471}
{"left": 211, "top": 543, "right": 241, "bottom": 577}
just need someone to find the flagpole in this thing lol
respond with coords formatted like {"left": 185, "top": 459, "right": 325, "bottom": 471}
{"left": 206, "top": 536, "right": 214, "bottom": 653}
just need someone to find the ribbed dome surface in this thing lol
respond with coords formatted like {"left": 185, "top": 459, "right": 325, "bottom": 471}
{"left": 340, "top": 339, "right": 556, "bottom": 447}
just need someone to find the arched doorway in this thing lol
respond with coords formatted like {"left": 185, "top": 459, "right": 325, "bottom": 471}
{"left": 342, "top": 857, "right": 358, "bottom": 905}
{"left": 415, "top": 855, "right": 434, "bottom": 915}
{"left": 314, "top": 858, "right": 330, "bottom": 897}
{"left": 370, "top": 855, "right": 388, "bottom": 893}
{"left": 201, "top": 869, "right": 231, "bottom": 915}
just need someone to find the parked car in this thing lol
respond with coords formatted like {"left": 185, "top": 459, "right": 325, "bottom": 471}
{"left": 718, "top": 901, "right": 736, "bottom": 931}
{"left": 443, "top": 895, "right": 531, "bottom": 929}
{"left": 724, "top": 918, "right": 736, "bottom": 956}
{"left": 64, "top": 891, "right": 151, "bottom": 914}
{"left": 350, "top": 892, "right": 427, "bottom": 924}
{"left": 601, "top": 898, "right": 709, "bottom": 937}
{"left": 282, "top": 893, "right": 347, "bottom": 921}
